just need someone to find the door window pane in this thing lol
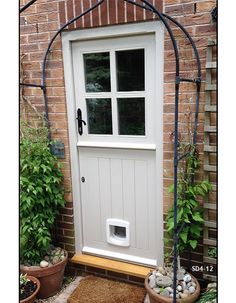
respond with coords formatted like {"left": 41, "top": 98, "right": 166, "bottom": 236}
{"left": 84, "top": 52, "right": 111, "bottom": 92}
{"left": 116, "top": 49, "right": 145, "bottom": 91}
{"left": 86, "top": 98, "right": 112, "bottom": 134}
{"left": 118, "top": 98, "right": 145, "bottom": 136}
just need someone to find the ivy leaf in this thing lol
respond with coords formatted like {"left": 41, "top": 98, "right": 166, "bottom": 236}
{"left": 180, "top": 232, "right": 188, "bottom": 244}
{"left": 189, "top": 240, "right": 197, "bottom": 249}
{"left": 192, "top": 213, "right": 204, "bottom": 222}
{"left": 184, "top": 218, "right": 191, "bottom": 223}
{"left": 196, "top": 186, "right": 206, "bottom": 196}
{"left": 177, "top": 207, "right": 184, "bottom": 223}
{"left": 190, "top": 224, "right": 202, "bottom": 236}
{"left": 167, "top": 220, "right": 174, "bottom": 231}
{"left": 168, "top": 184, "right": 174, "bottom": 193}
{"left": 189, "top": 199, "right": 198, "bottom": 207}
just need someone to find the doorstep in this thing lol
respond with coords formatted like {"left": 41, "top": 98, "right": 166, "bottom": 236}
{"left": 71, "top": 254, "right": 153, "bottom": 279}
{"left": 36, "top": 276, "right": 150, "bottom": 303}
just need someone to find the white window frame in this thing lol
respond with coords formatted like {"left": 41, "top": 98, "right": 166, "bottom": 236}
{"left": 72, "top": 35, "right": 155, "bottom": 146}
{"left": 62, "top": 21, "right": 164, "bottom": 265}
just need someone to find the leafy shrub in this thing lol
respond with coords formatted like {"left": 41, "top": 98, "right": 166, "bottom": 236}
{"left": 20, "top": 135, "right": 65, "bottom": 264}
{"left": 166, "top": 143, "right": 212, "bottom": 253}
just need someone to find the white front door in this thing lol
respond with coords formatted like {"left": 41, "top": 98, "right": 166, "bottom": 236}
{"left": 70, "top": 31, "right": 163, "bottom": 266}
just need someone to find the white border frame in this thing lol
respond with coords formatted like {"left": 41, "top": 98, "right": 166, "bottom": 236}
{"left": 62, "top": 20, "right": 164, "bottom": 266}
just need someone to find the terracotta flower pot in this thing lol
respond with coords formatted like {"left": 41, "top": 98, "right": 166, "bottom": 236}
{"left": 20, "top": 276, "right": 40, "bottom": 303}
{"left": 145, "top": 272, "right": 200, "bottom": 303}
{"left": 20, "top": 250, "right": 68, "bottom": 299}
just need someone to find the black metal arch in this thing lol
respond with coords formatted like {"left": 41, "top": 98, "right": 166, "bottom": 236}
{"left": 20, "top": 1, "right": 202, "bottom": 302}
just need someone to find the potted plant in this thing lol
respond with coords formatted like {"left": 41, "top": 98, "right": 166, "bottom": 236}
{"left": 145, "top": 110, "right": 211, "bottom": 302}
{"left": 20, "top": 124, "right": 68, "bottom": 299}
{"left": 20, "top": 274, "right": 40, "bottom": 303}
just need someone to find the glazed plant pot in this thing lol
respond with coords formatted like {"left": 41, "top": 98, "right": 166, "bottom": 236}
{"left": 20, "top": 250, "right": 68, "bottom": 299}
{"left": 20, "top": 276, "right": 40, "bottom": 303}
{"left": 145, "top": 272, "right": 200, "bottom": 303}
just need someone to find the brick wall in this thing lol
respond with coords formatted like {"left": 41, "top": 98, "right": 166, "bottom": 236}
{"left": 20, "top": 0, "right": 216, "bottom": 275}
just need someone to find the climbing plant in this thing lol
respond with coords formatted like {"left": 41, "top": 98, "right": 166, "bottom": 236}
{"left": 165, "top": 105, "right": 212, "bottom": 257}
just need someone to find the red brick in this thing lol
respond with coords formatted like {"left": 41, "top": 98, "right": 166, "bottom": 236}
{"left": 28, "top": 33, "right": 50, "bottom": 43}
{"left": 61, "top": 236, "right": 75, "bottom": 245}
{"left": 164, "top": 0, "right": 180, "bottom": 4}
{"left": 126, "top": 0, "right": 134, "bottom": 22}
{"left": 67, "top": 0, "right": 75, "bottom": 30}
{"left": 49, "top": 50, "right": 63, "bottom": 60}
{"left": 38, "top": 21, "right": 58, "bottom": 32}
{"left": 30, "top": 70, "right": 42, "bottom": 78}
{"left": 59, "top": 0, "right": 66, "bottom": 27}
{"left": 20, "top": 36, "right": 28, "bottom": 44}
{"left": 26, "top": 14, "right": 48, "bottom": 24}
{"left": 178, "top": 13, "right": 211, "bottom": 27}
{"left": 47, "top": 12, "right": 59, "bottom": 22}
{"left": 47, "top": 60, "right": 63, "bottom": 70}
{"left": 135, "top": 1, "right": 144, "bottom": 22}
{"left": 58, "top": 222, "right": 74, "bottom": 230}
{"left": 48, "top": 68, "right": 64, "bottom": 78}
{"left": 29, "top": 52, "right": 45, "bottom": 61}
{"left": 64, "top": 192, "right": 73, "bottom": 202}
{"left": 117, "top": 0, "right": 125, "bottom": 23}
{"left": 36, "top": 2, "right": 58, "bottom": 13}
{"left": 154, "top": 0, "right": 163, "bottom": 13}
{"left": 47, "top": 96, "right": 66, "bottom": 103}
{"left": 64, "top": 244, "right": 76, "bottom": 252}
{"left": 20, "top": 16, "right": 26, "bottom": 25}
{"left": 61, "top": 208, "right": 73, "bottom": 216}
{"left": 51, "top": 86, "right": 65, "bottom": 96}
{"left": 195, "top": 24, "right": 216, "bottom": 36}
{"left": 74, "top": 0, "right": 83, "bottom": 28}
{"left": 64, "top": 229, "right": 75, "bottom": 237}
{"left": 196, "top": 1, "right": 216, "bottom": 13}
{"left": 100, "top": 0, "right": 108, "bottom": 26}
{"left": 83, "top": 0, "right": 91, "bottom": 28}
{"left": 21, "top": 43, "right": 39, "bottom": 53}
{"left": 46, "top": 78, "right": 64, "bottom": 87}
{"left": 20, "top": 24, "right": 37, "bottom": 34}
{"left": 20, "top": 4, "right": 36, "bottom": 14}
{"left": 63, "top": 215, "right": 74, "bottom": 223}
{"left": 108, "top": 0, "right": 116, "bottom": 24}
{"left": 91, "top": 0, "right": 100, "bottom": 27}
{"left": 165, "top": 3, "right": 194, "bottom": 16}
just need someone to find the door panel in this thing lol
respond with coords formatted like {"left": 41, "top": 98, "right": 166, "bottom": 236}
{"left": 79, "top": 148, "right": 157, "bottom": 264}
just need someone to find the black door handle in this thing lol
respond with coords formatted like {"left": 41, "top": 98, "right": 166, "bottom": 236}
{"left": 76, "top": 108, "right": 86, "bottom": 135}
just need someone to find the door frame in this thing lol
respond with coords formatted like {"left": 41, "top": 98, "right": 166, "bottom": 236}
{"left": 62, "top": 20, "right": 164, "bottom": 265}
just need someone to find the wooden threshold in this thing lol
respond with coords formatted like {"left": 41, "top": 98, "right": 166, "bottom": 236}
{"left": 71, "top": 254, "right": 153, "bottom": 278}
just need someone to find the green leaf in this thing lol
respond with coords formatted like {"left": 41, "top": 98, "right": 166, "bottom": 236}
{"left": 184, "top": 218, "right": 191, "bottom": 223}
{"left": 196, "top": 186, "right": 206, "bottom": 197}
{"left": 190, "top": 224, "right": 202, "bottom": 237}
{"left": 168, "top": 184, "right": 174, "bottom": 193}
{"left": 189, "top": 199, "right": 198, "bottom": 207}
{"left": 167, "top": 220, "right": 174, "bottom": 231}
{"left": 177, "top": 207, "right": 184, "bottom": 223}
{"left": 192, "top": 213, "right": 204, "bottom": 222}
{"left": 180, "top": 232, "right": 188, "bottom": 244}
{"left": 189, "top": 239, "right": 197, "bottom": 249}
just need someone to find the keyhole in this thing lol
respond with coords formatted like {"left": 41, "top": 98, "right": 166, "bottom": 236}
{"left": 81, "top": 177, "right": 85, "bottom": 183}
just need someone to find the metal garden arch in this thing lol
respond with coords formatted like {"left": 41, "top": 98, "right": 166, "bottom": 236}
{"left": 20, "top": 1, "right": 202, "bottom": 302}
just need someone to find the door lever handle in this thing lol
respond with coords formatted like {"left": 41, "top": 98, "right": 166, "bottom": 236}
{"left": 76, "top": 108, "right": 86, "bottom": 135}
